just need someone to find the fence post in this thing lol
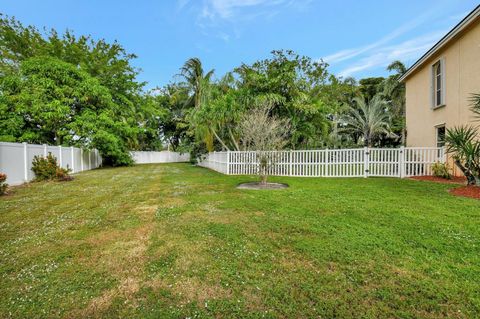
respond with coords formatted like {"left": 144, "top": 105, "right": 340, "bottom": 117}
{"left": 71, "top": 146, "right": 75, "bottom": 173}
{"left": 80, "top": 149, "right": 84, "bottom": 171}
{"left": 226, "top": 150, "right": 230, "bottom": 175}
{"left": 23, "top": 142, "right": 28, "bottom": 182}
{"left": 43, "top": 144, "right": 47, "bottom": 157}
{"left": 363, "top": 147, "right": 369, "bottom": 178}
{"left": 399, "top": 146, "right": 405, "bottom": 178}
{"left": 88, "top": 150, "right": 91, "bottom": 170}
{"left": 58, "top": 145, "right": 63, "bottom": 168}
{"left": 441, "top": 147, "right": 446, "bottom": 163}
{"left": 325, "top": 148, "right": 329, "bottom": 177}
{"left": 289, "top": 150, "right": 293, "bottom": 176}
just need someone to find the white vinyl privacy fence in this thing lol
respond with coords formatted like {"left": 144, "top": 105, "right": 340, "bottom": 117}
{"left": 0, "top": 142, "right": 101, "bottom": 185}
{"left": 198, "top": 147, "right": 446, "bottom": 178}
{"left": 131, "top": 151, "right": 190, "bottom": 164}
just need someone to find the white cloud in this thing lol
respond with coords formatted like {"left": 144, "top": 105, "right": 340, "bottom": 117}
{"left": 337, "top": 31, "right": 444, "bottom": 78}
{"left": 321, "top": 1, "right": 464, "bottom": 79}
{"left": 179, "top": 0, "right": 310, "bottom": 22}
{"left": 179, "top": 0, "right": 311, "bottom": 42}
{"left": 323, "top": 8, "right": 440, "bottom": 65}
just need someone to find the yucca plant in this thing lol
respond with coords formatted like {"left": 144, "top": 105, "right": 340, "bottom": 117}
{"left": 471, "top": 93, "right": 480, "bottom": 121}
{"left": 445, "top": 126, "right": 480, "bottom": 185}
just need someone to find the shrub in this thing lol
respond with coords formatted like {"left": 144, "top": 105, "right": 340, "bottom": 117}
{"left": 0, "top": 173, "right": 8, "bottom": 195}
{"left": 432, "top": 162, "right": 452, "bottom": 179}
{"left": 31, "top": 153, "right": 72, "bottom": 181}
{"left": 92, "top": 131, "right": 133, "bottom": 167}
{"left": 446, "top": 126, "right": 480, "bottom": 185}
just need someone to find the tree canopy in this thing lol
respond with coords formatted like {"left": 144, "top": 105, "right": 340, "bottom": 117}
{"left": 0, "top": 15, "right": 410, "bottom": 166}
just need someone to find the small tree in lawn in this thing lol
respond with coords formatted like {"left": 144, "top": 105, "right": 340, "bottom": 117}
{"left": 238, "top": 104, "right": 290, "bottom": 185}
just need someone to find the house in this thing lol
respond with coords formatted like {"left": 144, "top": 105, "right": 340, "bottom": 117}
{"left": 399, "top": 5, "right": 480, "bottom": 152}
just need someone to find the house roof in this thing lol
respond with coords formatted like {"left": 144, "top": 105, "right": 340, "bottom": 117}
{"left": 399, "top": 4, "right": 480, "bottom": 82}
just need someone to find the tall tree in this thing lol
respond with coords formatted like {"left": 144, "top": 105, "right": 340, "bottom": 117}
{"left": 0, "top": 15, "right": 154, "bottom": 165}
{"left": 358, "top": 77, "right": 385, "bottom": 102}
{"left": 383, "top": 60, "right": 407, "bottom": 145}
{"left": 234, "top": 50, "right": 331, "bottom": 149}
{"left": 180, "top": 57, "right": 214, "bottom": 109}
{"left": 342, "top": 95, "right": 393, "bottom": 147}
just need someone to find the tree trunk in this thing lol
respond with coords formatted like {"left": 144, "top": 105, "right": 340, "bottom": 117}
{"left": 454, "top": 159, "right": 477, "bottom": 185}
{"left": 260, "top": 174, "right": 268, "bottom": 185}
{"left": 228, "top": 128, "right": 240, "bottom": 151}
{"left": 212, "top": 129, "right": 230, "bottom": 151}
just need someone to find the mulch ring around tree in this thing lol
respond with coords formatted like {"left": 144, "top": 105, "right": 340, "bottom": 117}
{"left": 449, "top": 186, "right": 480, "bottom": 200}
{"left": 237, "top": 182, "right": 289, "bottom": 190}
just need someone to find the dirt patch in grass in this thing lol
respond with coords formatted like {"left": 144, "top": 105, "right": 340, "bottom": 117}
{"left": 173, "top": 277, "right": 232, "bottom": 304}
{"left": 79, "top": 222, "right": 154, "bottom": 316}
{"left": 147, "top": 276, "right": 232, "bottom": 306}
{"left": 449, "top": 186, "right": 480, "bottom": 200}
{"left": 82, "top": 277, "right": 141, "bottom": 316}
{"left": 410, "top": 176, "right": 466, "bottom": 184}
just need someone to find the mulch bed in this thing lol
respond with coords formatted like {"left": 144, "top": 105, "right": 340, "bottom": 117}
{"left": 409, "top": 176, "right": 466, "bottom": 184}
{"left": 449, "top": 186, "right": 480, "bottom": 200}
{"left": 409, "top": 176, "right": 479, "bottom": 199}
{"left": 237, "top": 182, "right": 289, "bottom": 190}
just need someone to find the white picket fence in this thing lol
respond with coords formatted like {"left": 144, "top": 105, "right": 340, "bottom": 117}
{"left": 131, "top": 151, "right": 190, "bottom": 164}
{"left": 198, "top": 147, "right": 446, "bottom": 178}
{"left": 0, "top": 142, "right": 102, "bottom": 185}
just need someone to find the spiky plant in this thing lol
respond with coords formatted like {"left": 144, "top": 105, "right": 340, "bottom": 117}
{"left": 470, "top": 93, "right": 480, "bottom": 121}
{"left": 445, "top": 126, "right": 480, "bottom": 185}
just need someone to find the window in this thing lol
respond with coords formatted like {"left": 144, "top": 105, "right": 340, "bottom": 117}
{"left": 431, "top": 59, "right": 445, "bottom": 108}
{"left": 436, "top": 125, "right": 446, "bottom": 147}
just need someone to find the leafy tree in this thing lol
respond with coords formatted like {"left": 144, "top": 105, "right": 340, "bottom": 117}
{"left": 155, "top": 84, "right": 193, "bottom": 151}
{"left": 358, "top": 77, "right": 385, "bottom": 102}
{"left": 234, "top": 50, "right": 332, "bottom": 149}
{"left": 0, "top": 15, "right": 157, "bottom": 166}
{"left": 238, "top": 104, "right": 290, "bottom": 185}
{"left": 0, "top": 56, "right": 111, "bottom": 144}
{"left": 342, "top": 95, "right": 393, "bottom": 147}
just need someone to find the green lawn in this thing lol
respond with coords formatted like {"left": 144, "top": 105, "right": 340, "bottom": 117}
{"left": 1, "top": 163, "right": 479, "bottom": 318}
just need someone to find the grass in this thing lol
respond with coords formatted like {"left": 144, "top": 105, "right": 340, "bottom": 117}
{"left": 0, "top": 163, "right": 479, "bottom": 318}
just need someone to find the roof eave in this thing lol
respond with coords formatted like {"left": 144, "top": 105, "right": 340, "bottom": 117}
{"left": 399, "top": 5, "right": 480, "bottom": 82}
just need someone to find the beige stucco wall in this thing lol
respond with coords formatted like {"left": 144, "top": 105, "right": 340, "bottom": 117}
{"left": 405, "top": 19, "right": 480, "bottom": 149}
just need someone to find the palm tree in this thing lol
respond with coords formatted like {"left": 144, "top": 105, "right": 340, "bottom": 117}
{"left": 383, "top": 60, "right": 407, "bottom": 145}
{"left": 180, "top": 58, "right": 214, "bottom": 109}
{"left": 342, "top": 95, "right": 393, "bottom": 147}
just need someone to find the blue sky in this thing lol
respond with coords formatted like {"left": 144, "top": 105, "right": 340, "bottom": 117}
{"left": 2, "top": 0, "right": 478, "bottom": 89}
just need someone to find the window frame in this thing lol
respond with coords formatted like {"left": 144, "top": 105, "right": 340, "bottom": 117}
{"left": 435, "top": 124, "right": 446, "bottom": 148}
{"left": 431, "top": 58, "right": 446, "bottom": 109}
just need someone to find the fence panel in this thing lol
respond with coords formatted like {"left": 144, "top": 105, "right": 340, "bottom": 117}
{"left": 368, "top": 148, "right": 400, "bottom": 177}
{"left": 404, "top": 147, "right": 444, "bottom": 177}
{"left": 130, "top": 151, "right": 189, "bottom": 164}
{"left": 197, "top": 147, "right": 445, "bottom": 179}
{"left": 0, "top": 143, "right": 25, "bottom": 186}
{"left": 0, "top": 142, "right": 102, "bottom": 185}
